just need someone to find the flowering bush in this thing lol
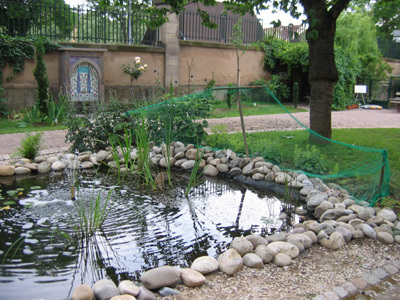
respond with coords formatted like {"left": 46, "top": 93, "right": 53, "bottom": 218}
{"left": 122, "top": 57, "right": 148, "bottom": 85}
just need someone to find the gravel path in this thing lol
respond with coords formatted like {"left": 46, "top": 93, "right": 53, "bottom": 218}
{"left": 1, "top": 106, "right": 399, "bottom": 159}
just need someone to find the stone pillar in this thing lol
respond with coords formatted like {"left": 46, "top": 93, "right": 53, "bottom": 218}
{"left": 159, "top": 12, "right": 180, "bottom": 93}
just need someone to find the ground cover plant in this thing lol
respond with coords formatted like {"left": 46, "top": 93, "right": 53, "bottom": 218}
{"left": 0, "top": 118, "right": 67, "bottom": 134}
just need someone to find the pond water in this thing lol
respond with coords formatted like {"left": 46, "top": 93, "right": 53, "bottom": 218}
{"left": 0, "top": 170, "right": 299, "bottom": 300}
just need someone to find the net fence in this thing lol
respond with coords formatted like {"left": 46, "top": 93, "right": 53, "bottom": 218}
{"left": 128, "top": 86, "right": 391, "bottom": 206}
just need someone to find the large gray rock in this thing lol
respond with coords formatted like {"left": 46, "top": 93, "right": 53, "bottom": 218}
{"left": 72, "top": 284, "right": 93, "bottom": 300}
{"left": 93, "top": 279, "right": 119, "bottom": 300}
{"left": 266, "top": 241, "right": 299, "bottom": 259}
{"left": 314, "top": 201, "right": 334, "bottom": 219}
{"left": 181, "top": 160, "right": 195, "bottom": 170}
{"left": 287, "top": 234, "right": 313, "bottom": 249}
{"left": 254, "top": 245, "right": 274, "bottom": 263}
{"left": 137, "top": 286, "right": 156, "bottom": 300}
{"left": 230, "top": 237, "right": 253, "bottom": 257}
{"left": 241, "top": 162, "right": 254, "bottom": 175}
{"left": 191, "top": 256, "right": 219, "bottom": 274}
{"left": 118, "top": 280, "right": 140, "bottom": 296}
{"left": 37, "top": 161, "right": 51, "bottom": 173}
{"left": 266, "top": 232, "right": 287, "bottom": 243}
{"left": 96, "top": 150, "right": 110, "bottom": 162}
{"left": 203, "top": 165, "right": 219, "bottom": 177}
{"left": 377, "top": 209, "right": 398, "bottom": 223}
{"left": 216, "top": 163, "right": 229, "bottom": 173}
{"left": 14, "top": 167, "right": 31, "bottom": 175}
{"left": 218, "top": 249, "right": 243, "bottom": 275}
{"left": 273, "top": 253, "right": 292, "bottom": 267}
{"left": 243, "top": 253, "right": 264, "bottom": 268}
{"left": 320, "top": 208, "right": 352, "bottom": 222}
{"left": 140, "top": 266, "right": 180, "bottom": 290}
{"left": 320, "top": 232, "right": 345, "bottom": 250}
{"left": 307, "top": 192, "right": 328, "bottom": 209}
{"left": 361, "top": 224, "right": 377, "bottom": 239}
{"left": 180, "top": 268, "right": 206, "bottom": 287}
{"left": 245, "top": 235, "right": 268, "bottom": 248}
{"left": 377, "top": 232, "right": 395, "bottom": 244}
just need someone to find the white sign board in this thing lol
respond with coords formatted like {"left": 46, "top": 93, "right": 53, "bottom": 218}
{"left": 355, "top": 85, "right": 367, "bottom": 94}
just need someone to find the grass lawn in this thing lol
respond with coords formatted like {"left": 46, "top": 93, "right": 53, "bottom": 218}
{"left": 0, "top": 118, "right": 67, "bottom": 134}
{"left": 209, "top": 100, "right": 307, "bottom": 118}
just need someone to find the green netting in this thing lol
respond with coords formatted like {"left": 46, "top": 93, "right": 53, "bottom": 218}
{"left": 128, "top": 86, "right": 390, "bottom": 206}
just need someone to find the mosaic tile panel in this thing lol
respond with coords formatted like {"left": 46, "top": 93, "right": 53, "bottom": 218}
{"left": 70, "top": 62, "right": 99, "bottom": 101}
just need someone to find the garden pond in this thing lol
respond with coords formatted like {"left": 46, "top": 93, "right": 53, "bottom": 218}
{"left": 0, "top": 170, "right": 299, "bottom": 300}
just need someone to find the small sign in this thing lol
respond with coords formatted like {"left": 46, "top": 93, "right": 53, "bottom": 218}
{"left": 355, "top": 85, "right": 367, "bottom": 94}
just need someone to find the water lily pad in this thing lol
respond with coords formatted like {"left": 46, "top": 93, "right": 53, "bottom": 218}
{"left": 3, "top": 201, "right": 16, "bottom": 205}
{"left": 17, "top": 188, "right": 25, "bottom": 191}
{"left": 30, "top": 186, "right": 42, "bottom": 190}
{"left": 6, "top": 190, "right": 18, "bottom": 196}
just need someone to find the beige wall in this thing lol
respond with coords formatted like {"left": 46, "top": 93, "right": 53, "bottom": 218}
{"left": 385, "top": 58, "right": 400, "bottom": 76}
{"left": 2, "top": 41, "right": 267, "bottom": 113}
{"left": 179, "top": 41, "right": 267, "bottom": 89}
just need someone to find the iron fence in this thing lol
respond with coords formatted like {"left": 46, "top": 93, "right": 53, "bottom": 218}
{"left": 179, "top": 10, "right": 264, "bottom": 44}
{"left": 0, "top": 1, "right": 159, "bottom": 45}
{"left": 264, "top": 23, "right": 307, "bottom": 43}
{"left": 377, "top": 37, "right": 400, "bottom": 59}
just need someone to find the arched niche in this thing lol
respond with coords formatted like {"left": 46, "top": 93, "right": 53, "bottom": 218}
{"left": 70, "top": 59, "right": 101, "bottom": 101}
{"left": 59, "top": 48, "right": 106, "bottom": 103}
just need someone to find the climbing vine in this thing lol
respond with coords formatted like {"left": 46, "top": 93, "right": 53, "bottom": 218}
{"left": 0, "top": 34, "right": 61, "bottom": 83}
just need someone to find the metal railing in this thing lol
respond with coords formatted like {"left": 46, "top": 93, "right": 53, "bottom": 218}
{"left": 0, "top": 1, "right": 159, "bottom": 45}
{"left": 179, "top": 10, "right": 264, "bottom": 44}
{"left": 263, "top": 23, "right": 307, "bottom": 43}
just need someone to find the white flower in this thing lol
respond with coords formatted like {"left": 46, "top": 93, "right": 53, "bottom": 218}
{"left": 143, "top": 64, "right": 148, "bottom": 68}
{"left": 138, "top": 66, "right": 144, "bottom": 71}
{"left": 135, "top": 56, "right": 140, "bottom": 61}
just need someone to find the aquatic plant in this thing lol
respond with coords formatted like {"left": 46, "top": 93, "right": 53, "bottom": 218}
{"left": 72, "top": 187, "right": 113, "bottom": 238}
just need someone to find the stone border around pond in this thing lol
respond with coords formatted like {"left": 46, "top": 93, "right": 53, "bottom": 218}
{"left": 1, "top": 142, "right": 400, "bottom": 300}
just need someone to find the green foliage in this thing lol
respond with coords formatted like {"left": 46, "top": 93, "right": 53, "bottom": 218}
{"left": 263, "top": 38, "right": 309, "bottom": 74}
{"left": 335, "top": 9, "right": 392, "bottom": 79}
{"left": 43, "top": 92, "right": 70, "bottom": 126}
{"left": 14, "top": 132, "right": 44, "bottom": 159}
{"left": 250, "top": 76, "right": 290, "bottom": 102}
{"left": 371, "top": 0, "right": 400, "bottom": 39}
{"left": 250, "top": 138, "right": 284, "bottom": 164}
{"left": 293, "top": 145, "right": 326, "bottom": 175}
{"left": 65, "top": 99, "right": 134, "bottom": 152}
{"left": 332, "top": 46, "right": 360, "bottom": 110}
{"left": 0, "top": 35, "right": 60, "bottom": 83}
{"left": 145, "top": 92, "right": 215, "bottom": 145}
{"left": 33, "top": 38, "right": 49, "bottom": 115}
{"left": 0, "top": 87, "right": 10, "bottom": 117}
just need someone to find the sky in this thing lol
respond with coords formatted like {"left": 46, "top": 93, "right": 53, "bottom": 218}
{"left": 64, "top": 0, "right": 305, "bottom": 27}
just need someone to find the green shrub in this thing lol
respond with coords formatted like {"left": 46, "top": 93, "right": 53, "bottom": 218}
{"left": 33, "top": 38, "right": 49, "bottom": 115}
{"left": 65, "top": 99, "right": 134, "bottom": 152}
{"left": 146, "top": 92, "right": 215, "bottom": 145}
{"left": 0, "top": 87, "right": 10, "bottom": 117}
{"left": 250, "top": 138, "right": 284, "bottom": 164}
{"left": 293, "top": 145, "right": 326, "bottom": 175}
{"left": 14, "top": 132, "right": 44, "bottom": 159}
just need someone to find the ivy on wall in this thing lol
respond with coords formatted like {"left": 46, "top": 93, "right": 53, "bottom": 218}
{"left": 0, "top": 34, "right": 61, "bottom": 83}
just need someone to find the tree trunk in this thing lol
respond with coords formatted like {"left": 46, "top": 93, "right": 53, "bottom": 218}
{"left": 301, "top": 0, "right": 350, "bottom": 141}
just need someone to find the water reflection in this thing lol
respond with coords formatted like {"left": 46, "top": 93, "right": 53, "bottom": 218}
{"left": 0, "top": 171, "right": 299, "bottom": 300}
